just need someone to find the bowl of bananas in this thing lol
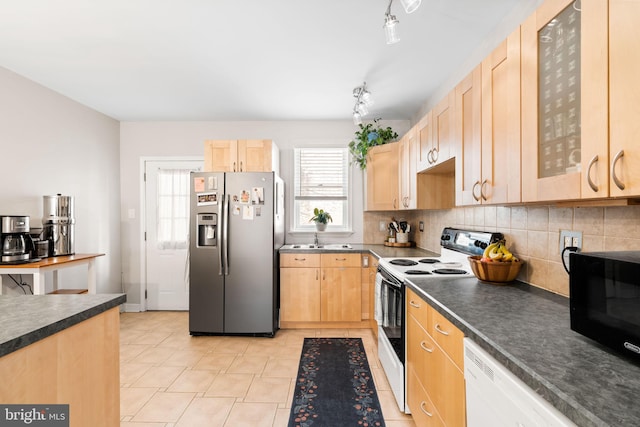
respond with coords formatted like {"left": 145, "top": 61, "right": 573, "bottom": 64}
{"left": 468, "top": 240, "right": 522, "bottom": 284}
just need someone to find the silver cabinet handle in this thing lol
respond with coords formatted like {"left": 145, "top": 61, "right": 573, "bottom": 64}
{"left": 427, "top": 149, "right": 434, "bottom": 164}
{"left": 432, "top": 147, "right": 439, "bottom": 163}
{"left": 233, "top": 161, "right": 237, "bottom": 172}
{"left": 393, "top": 198, "right": 397, "bottom": 209}
{"left": 316, "top": 270, "right": 318, "bottom": 281}
{"left": 294, "top": 257, "right": 306, "bottom": 261}
{"left": 587, "top": 155, "right": 599, "bottom": 192}
{"left": 420, "top": 341, "right": 434, "bottom": 353}
{"left": 611, "top": 150, "right": 626, "bottom": 190}
{"left": 240, "top": 161, "right": 243, "bottom": 172}
{"left": 435, "top": 323, "right": 449, "bottom": 336}
{"left": 480, "top": 179, "right": 488, "bottom": 201}
{"left": 409, "top": 300, "right": 421, "bottom": 308}
{"left": 420, "top": 401, "right": 433, "bottom": 417}
{"left": 472, "top": 181, "right": 481, "bottom": 202}
{"left": 335, "top": 258, "right": 347, "bottom": 261}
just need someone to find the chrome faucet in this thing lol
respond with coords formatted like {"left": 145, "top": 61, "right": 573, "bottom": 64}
{"left": 314, "top": 233, "right": 319, "bottom": 247}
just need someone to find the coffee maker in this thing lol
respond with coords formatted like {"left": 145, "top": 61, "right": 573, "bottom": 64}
{"left": 1, "top": 215, "right": 36, "bottom": 263}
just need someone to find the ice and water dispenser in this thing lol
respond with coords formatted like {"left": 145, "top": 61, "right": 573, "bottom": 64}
{"left": 197, "top": 213, "right": 217, "bottom": 247}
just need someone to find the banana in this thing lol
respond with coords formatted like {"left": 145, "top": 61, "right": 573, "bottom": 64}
{"left": 483, "top": 242, "right": 499, "bottom": 259}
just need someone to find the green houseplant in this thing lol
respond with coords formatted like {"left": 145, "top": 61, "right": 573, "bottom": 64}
{"left": 309, "top": 208, "right": 333, "bottom": 231}
{"left": 348, "top": 119, "right": 398, "bottom": 170}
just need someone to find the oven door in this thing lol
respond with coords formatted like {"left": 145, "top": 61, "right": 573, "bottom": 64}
{"left": 375, "top": 266, "right": 408, "bottom": 412}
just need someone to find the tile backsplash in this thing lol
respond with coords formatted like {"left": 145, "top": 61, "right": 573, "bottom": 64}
{"left": 364, "top": 205, "right": 640, "bottom": 296}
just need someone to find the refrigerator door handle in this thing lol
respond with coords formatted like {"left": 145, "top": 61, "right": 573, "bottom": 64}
{"left": 217, "top": 192, "right": 223, "bottom": 276}
{"left": 223, "top": 193, "right": 230, "bottom": 276}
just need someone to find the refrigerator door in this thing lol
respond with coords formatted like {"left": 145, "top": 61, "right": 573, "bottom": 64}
{"left": 189, "top": 171, "right": 225, "bottom": 334}
{"left": 224, "top": 172, "right": 278, "bottom": 334}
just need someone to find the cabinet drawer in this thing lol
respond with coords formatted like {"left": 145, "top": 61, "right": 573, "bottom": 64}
{"left": 407, "top": 288, "right": 430, "bottom": 330}
{"left": 407, "top": 367, "right": 445, "bottom": 427}
{"left": 320, "top": 253, "right": 361, "bottom": 268}
{"left": 407, "top": 315, "right": 437, "bottom": 391}
{"left": 280, "top": 253, "right": 321, "bottom": 268}
{"left": 430, "top": 309, "right": 464, "bottom": 370}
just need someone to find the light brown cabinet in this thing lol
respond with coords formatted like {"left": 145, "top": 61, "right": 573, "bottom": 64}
{"left": 406, "top": 288, "right": 465, "bottom": 427}
{"left": 399, "top": 127, "right": 418, "bottom": 209}
{"left": 480, "top": 27, "right": 522, "bottom": 205}
{"left": 280, "top": 252, "right": 363, "bottom": 326}
{"left": 366, "top": 142, "right": 399, "bottom": 211}
{"left": 455, "top": 66, "right": 482, "bottom": 206}
{"left": 320, "top": 254, "right": 361, "bottom": 322}
{"left": 417, "top": 93, "right": 454, "bottom": 173}
{"left": 204, "top": 139, "right": 278, "bottom": 173}
{"left": 280, "top": 254, "right": 320, "bottom": 322}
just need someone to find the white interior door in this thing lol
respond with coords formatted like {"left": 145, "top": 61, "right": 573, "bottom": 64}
{"left": 145, "top": 160, "right": 202, "bottom": 310}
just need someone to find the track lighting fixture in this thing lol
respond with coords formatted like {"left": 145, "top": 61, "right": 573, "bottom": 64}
{"left": 352, "top": 82, "right": 373, "bottom": 125}
{"left": 383, "top": 0, "right": 421, "bottom": 44}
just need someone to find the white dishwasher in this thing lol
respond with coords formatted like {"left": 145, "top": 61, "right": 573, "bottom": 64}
{"left": 463, "top": 338, "right": 576, "bottom": 427}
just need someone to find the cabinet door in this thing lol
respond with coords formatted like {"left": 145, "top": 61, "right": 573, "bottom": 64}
{"left": 608, "top": 0, "right": 640, "bottom": 197}
{"left": 432, "top": 91, "right": 455, "bottom": 167}
{"left": 416, "top": 111, "right": 433, "bottom": 172}
{"left": 204, "top": 140, "right": 238, "bottom": 172}
{"left": 481, "top": 28, "right": 522, "bottom": 205}
{"left": 430, "top": 344, "right": 466, "bottom": 427}
{"left": 366, "top": 142, "right": 399, "bottom": 211}
{"left": 521, "top": 0, "right": 607, "bottom": 202}
{"left": 280, "top": 267, "right": 320, "bottom": 322}
{"left": 399, "top": 127, "right": 418, "bottom": 210}
{"left": 238, "top": 140, "right": 272, "bottom": 172}
{"left": 455, "top": 66, "right": 482, "bottom": 206}
{"left": 321, "top": 267, "right": 361, "bottom": 321}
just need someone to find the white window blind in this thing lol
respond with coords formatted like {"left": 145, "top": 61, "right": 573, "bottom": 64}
{"left": 156, "top": 168, "right": 191, "bottom": 249}
{"left": 293, "top": 147, "right": 350, "bottom": 231}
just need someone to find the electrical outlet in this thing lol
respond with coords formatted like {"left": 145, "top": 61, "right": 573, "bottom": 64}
{"left": 419, "top": 221, "right": 424, "bottom": 232}
{"left": 559, "top": 230, "right": 582, "bottom": 252}
{"left": 379, "top": 221, "right": 387, "bottom": 232}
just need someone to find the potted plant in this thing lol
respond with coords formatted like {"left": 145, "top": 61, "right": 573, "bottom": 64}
{"left": 309, "top": 208, "right": 333, "bottom": 231}
{"left": 348, "top": 118, "right": 398, "bottom": 170}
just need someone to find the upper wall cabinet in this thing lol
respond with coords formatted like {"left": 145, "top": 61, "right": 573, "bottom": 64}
{"left": 417, "top": 93, "right": 455, "bottom": 172}
{"left": 399, "top": 126, "right": 418, "bottom": 209}
{"left": 607, "top": 0, "right": 640, "bottom": 197}
{"left": 523, "top": 0, "right": 640, "bottom": 201}
{"left": 366, "top": 142, "right": 399, "bottom": 211}
{"left": 480, "top": 27, "right": 522, "bottom": 205}
{"left": 455, "top": 66, "right": 482, "bottom": 206}
{"left": 204, "top": 140, "right": 279, "bottom": 173}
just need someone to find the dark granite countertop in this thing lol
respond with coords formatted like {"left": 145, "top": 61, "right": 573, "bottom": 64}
{"left": 0, "top": 294, "right": 126, "bottom": 358}
{"left": 406, "top": 277, "right": 640, "bottom": 427}
{"left": 279, "top": 243, "right": 438, "bottom": 259}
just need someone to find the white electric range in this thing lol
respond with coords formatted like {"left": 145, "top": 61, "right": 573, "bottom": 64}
{"left": 375, "top": 227, "right": 504, "bottom": 413}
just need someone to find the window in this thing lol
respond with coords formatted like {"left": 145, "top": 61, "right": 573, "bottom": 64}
{"left": 293, "top": 147, "right": 350, "bottom": 232}
{"left": 156, "top": 168, "right": 191, "bottom": 249}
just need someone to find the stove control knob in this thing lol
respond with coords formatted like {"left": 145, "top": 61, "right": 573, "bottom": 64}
{"left": 441, "top": 234, "right": 451, "bottom": 241}
{"left": 475, "top": 241, "right": 488, "bottom": 249}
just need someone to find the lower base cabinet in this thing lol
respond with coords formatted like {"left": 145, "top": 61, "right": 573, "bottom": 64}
{"left": 406, "top": 288, "right": 466, "bottom": 427}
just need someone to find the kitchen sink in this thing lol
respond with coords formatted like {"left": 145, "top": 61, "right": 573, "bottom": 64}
{"left": 285, "top": 244, "right": 353, "bottom": 250}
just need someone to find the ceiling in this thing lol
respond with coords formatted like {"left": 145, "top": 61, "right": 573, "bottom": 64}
{"left": 0, "top": 0, "right": 536, "bottom": 122}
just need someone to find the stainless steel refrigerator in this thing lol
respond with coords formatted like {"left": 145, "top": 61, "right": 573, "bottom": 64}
{"left": 189, "top": 171, "right": 284, "bottom": 336}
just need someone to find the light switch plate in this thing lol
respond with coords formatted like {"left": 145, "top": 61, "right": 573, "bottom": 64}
{"left": 379, "top": 221, "right": 387, "bottom": 232}
{"left": 419, "top": 221, "right": 424, "bottom": 232}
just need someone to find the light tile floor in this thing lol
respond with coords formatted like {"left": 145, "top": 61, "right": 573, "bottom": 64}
{"left": 120, "top": 311, "right": 416, "bottom": 427}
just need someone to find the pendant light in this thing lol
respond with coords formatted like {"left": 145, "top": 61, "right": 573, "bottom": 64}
{"left": 400, "top": 0, "right": 421, "bottom": 14}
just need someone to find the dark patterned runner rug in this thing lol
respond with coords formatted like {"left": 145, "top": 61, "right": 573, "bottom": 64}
{"left": 287, "top": 337, "right": 386, "bottom": 427}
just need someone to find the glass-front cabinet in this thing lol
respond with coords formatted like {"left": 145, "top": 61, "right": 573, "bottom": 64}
{"left": 521, "top": 0, "right": 608, "bottom": 201}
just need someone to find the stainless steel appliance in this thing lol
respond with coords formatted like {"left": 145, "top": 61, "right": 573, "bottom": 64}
{"left": 189, "top": 171, "right": 284, "bottom": 336}
{"left": 42, "top": 194, "right": 75, "bottom": 256}
{"left": 375, "top": 227, "right": 503, "bottom": 412}
{"left": 0, "top": 215, "right": 36, "bottom": 263}
{"left": 570, "top": 251, "right": 640, "bottom": 363}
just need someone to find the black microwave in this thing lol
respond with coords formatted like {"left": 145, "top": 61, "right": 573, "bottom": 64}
{"left": 570, "top": 251, "right": 640, "bottom": 362}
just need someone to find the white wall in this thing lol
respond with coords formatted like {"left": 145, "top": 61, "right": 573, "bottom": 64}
{"left": 0, "top": 66, "right": 121, "bottom": 294}
{"left": 119, "top": 120, "right": 409, "bottom": 306}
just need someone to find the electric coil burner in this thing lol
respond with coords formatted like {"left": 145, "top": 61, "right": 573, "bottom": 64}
{"left": 375, "top": 227, "right": 504, "bottom": 414}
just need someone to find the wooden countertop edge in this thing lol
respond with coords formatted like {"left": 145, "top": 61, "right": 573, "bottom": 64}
{"left": 0, "top": 253, "right": 105, "bottom": 269}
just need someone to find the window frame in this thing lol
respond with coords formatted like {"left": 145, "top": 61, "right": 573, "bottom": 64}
{"left": 292, "top": 146, "right": 352, "bottom": 233}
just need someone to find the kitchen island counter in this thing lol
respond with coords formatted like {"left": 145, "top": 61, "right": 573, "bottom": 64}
{"left": 406, "top": 277, "right": 640, "bottom": 427}
{"left": 0, "top": 293, "right": 125, "bottom": 426}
